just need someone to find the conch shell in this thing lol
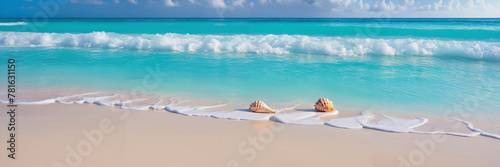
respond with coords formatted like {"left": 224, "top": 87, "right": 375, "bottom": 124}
{"left": 249, "top": 100, "right": 276, "bottom": 113}
{"left": 314, "top": 98, "right": 335, "bottom": 112}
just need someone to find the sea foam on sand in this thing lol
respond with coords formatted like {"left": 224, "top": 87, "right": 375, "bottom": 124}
{"left": 3, "top": 91, "right": 500, "bottom": 140}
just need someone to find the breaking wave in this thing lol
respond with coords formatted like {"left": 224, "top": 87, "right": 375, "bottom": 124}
{"left": 0, "top": 22, "right": 27, "bottom": 26}
{"left": 1, "top": 31, "right": 500, "bottom": 60}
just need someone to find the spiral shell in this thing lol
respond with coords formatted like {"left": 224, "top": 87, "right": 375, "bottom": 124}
{"left": 314, "top": 98, "right": 335, "bottom": 112}
{"left": 249, "top": 100, "right": 276, "bottom": 113}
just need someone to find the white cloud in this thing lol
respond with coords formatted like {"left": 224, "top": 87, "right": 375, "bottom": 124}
{"left": 394, "top": 0, "right": 414, "bottom": 10}
{"left": 188, "top": 0, "right": 199, "bottom": 4}
{"left": 431, "top": 0, "right": 443, "bottom": 10}
{"left": 348, "top": 0, "right": 370, "bottom": 11}
{"left": 447, "top": 0, "right": 461, "bottom": 10}
{"left": 211, "top": 0, "right": 227, "bottom": 8}
{"left": 320, "top": 0, "right": 494, "bottom": 12}
{"left": 418, "top": 4, "right": 432, "bottom": 10}
{"left": 322, "top": 0, "right": 366, "bottom": 11}
{"left": 69, "top": 0, "right": 104, "bottom": 5}
{"left": 370, "top": 0, "right": 395, "bottom": 12}
{"left": 67, "top": 0, "right": 496, "bottom": 15}
{"left": 467, "top": 0, "right": 474, "bottom": 9}
{"left": 232, "top": 0, "right": 246, "bottom": 7}
{"left": 467, "top": 0, "right": 487, "bottom": 9}
{"left": 259, "top": 0, "right": 270, "bottom": 5}
{"left": 412, "top": 0, "right": 491, "bottom": 11}
{"left": 90, "top": 0, "right": 104, "bottom": 4}
{"left": 275, "top": 0, "right": 299, "bottom": 5}
{"left": 165, "top": 0, "right": 179, "bottom": 6}
{"left": 266, "top": 0, "right": 317, "bottom": 6}
{"left": 203, "top": 0, "right": 251, "bottom": 8}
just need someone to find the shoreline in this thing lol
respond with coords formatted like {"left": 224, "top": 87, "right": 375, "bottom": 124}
{"left": 2, "top": 89, "right": 500, "bottom": 141}
{"left": 1, "top": 103, "right": 499, "bottom": 166}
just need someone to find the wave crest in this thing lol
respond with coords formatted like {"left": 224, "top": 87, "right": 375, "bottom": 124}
{"left": 1, "top": 31, "right": 499, "bottom": 60}
{"left": 0, "top": 22, "right": 27, "bottom": 26}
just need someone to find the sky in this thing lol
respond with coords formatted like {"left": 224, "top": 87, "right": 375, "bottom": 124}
{"left": 1, "top": 0, "right": 500, "bottom": 18}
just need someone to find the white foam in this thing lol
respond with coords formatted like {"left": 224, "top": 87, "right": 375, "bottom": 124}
{"left": 55, "top": 93, "right": 117, "bottom": 105}
{"left": 1, "top": 31, "right": 499, "bottom": 60}
{"left": 210, "top": 103, "right": 302, "bottom": 121}
{"left": 82, "top": 95, "right": 116, "bottom": 104}
{"left": 275, "top": 102, "right": 303, "bottom": 112}
{"left": 54, "top": 92, "right": 101, "bottom": 104}
{"left": 325, "top": 113, "right": 429, "bottom": 133}
{"left": 361, "top": 115, "right": 428, "bottom": 133}
{"left": 150, "top": 105, "right": 167, "bottom": 110}
{"left": 461, "top": 120, "right": 500, "bottom": 139}
{"left": 149, "top": 97, "right": 167, "bottom": 110}
{"left": 325, "top": 112, "right": 374, "bottom": 129}
{"left": 1, "top": 92, "right": 103, "bottom": 105}
{"left": 211, "top": 110, "right": 275, "bottom": 121}
{"left": 93, "top": 98, "right": 121, "bottom": 106}
{"left": 120, "top": 105, "right": 151, "bottom": 110}
{"left": 410, "top": 130, "right": 481, "bottom": 137}
{"left": 271, "top": 110, "right": 338, "bottom": 125}
{"left": 114, "top": 97, "right": 149, "bottom": 107}
{"left": 0, "top": 22, "right": 27, "bottom": 26}
{"left": 165, "top": 104, "right": 227, "bottom": 117}
{"left": 15, "top": 98, "right": 57, "bottom": 105}
{"left": 408, "top": 118, "right": 483, "bottom": 137}
{"left": 4, "top": 91, "right": 500, "bottom": 140}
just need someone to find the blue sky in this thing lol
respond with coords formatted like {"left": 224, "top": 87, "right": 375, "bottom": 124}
{"left": 1, "top": 0, "right": 499, "bottom": 18}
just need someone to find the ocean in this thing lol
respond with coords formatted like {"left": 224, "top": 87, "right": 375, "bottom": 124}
{"left": 1, "top": 18, "right": 499, "bottom": 138}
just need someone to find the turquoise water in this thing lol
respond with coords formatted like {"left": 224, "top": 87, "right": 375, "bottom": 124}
{"left": 2, "top": 18, "right": 500, "bottom": 41}
{"left": 1, "top": 18, "right": 500, "bottom": 120}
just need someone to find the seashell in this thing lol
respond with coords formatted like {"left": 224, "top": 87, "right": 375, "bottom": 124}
{"left": 249, "top": 100, "right": 276, "bottom": 113}
{"left": 314, "top": 98, "right": 335, "bottom": 112}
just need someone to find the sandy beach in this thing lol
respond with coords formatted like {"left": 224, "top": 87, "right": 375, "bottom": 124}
{"left": 1, "top": 103, "right": 499, "bottom": 167}
{"left": 3, "top": 1, "right": 500, "bottom": 166}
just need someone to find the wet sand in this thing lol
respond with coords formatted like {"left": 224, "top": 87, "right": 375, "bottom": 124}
{"left": 1, "top": 103, "right": 499, "bottom": 167}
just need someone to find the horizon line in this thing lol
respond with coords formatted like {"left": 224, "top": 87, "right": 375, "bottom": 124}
{"left": 1, "top": 17, "right": 500, "bottom": 19}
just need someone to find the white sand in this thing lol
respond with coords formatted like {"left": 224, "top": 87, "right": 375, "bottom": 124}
{"left": 1, "top": 103, "right": 499, "bottom": 167}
